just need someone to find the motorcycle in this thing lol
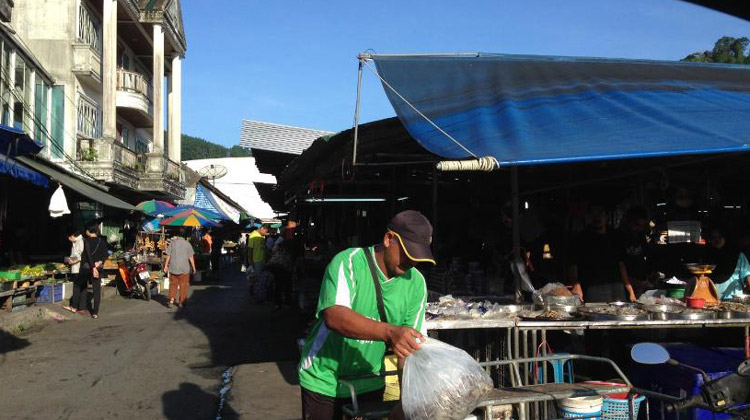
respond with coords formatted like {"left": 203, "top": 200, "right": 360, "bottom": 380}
{"left": 116, "top": 252, "right": 152, "bottom": 301}
{"left": 631, "top": 342, "right": 750, "bottom": 417}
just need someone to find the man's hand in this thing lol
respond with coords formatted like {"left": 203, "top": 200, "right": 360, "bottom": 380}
{"left": 386, "top": 325, "right": 423, "bottom": 360}
{"left": 628, "top": 290, "right": 638, "bottom": 303}
{"left": 324, "top": 306, "right": 424, "bottom": 358}
{"left": 571, "top": 283, "right": 584, "bottom": 303}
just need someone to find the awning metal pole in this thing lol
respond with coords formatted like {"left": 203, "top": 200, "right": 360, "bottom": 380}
{"left": 512, "top": 166, "right": 522, "bottom": 303}
{"left": 352, "top": 59, "right": 364, "bottom": 166}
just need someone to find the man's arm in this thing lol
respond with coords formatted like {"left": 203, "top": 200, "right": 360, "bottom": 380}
{"left": 619, "top": 261, "right": 637, "bottom": 302}
{"left": 189, "top": 256, "right": 196, "bottom": 273}
{"left": 568, "top": 264, "right": 584, "bottom": 302}
{"left": 323, "top": 305, "right": 422, "bottom": 360}
{"left": 164, "top": 255, "right": 170, "bottom": 274}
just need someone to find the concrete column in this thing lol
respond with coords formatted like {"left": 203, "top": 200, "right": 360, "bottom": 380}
{"left": 102, "top": 0, "right": 117, "bottom": 139}
{"left": 167, "top": 54, "right": 182, "bottom": 162}
{"left": 152, "top": 23, "right": 165, "bottom": 153}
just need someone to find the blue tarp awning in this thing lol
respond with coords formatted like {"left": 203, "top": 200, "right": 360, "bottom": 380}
{"left": 0, "top": 124, "right": 42, "bottom": 157}
{"left": 372, "top": 53, "right": 750, "bottom": 166}
{"left": 0, "top": 156, "right": 48, "bottom": 188}
{"left": 193, "top": 184, "right": 231, "bottom": 221}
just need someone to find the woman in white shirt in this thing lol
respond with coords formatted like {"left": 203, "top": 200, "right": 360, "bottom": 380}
{"left": 62, "top": 230, "right": 86, "bottom": 314}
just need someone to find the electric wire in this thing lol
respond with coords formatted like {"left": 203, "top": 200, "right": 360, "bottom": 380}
{"left": 0, "top": 64, "right": 98, "bottom": 181}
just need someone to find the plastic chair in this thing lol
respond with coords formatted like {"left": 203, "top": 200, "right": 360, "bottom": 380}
{"left": 535, "top": 352, "right": 575, "bottom": 384}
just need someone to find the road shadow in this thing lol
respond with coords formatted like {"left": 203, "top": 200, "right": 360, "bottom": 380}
{"left": 162, "top": 382, "right": 238, "bottom": 420}
{"left": 161, "top": 263, "right": 310, "bottom": 418}
{"left": 173, "top": 265, "right": 309, "bottom": 369}
{"left": 0, "top": 327, "right": 30, "bottom": 355}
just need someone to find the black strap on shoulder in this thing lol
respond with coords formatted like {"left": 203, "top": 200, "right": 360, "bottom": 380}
{"left": 364, "top": 247, "right": 388, "bottom": 324}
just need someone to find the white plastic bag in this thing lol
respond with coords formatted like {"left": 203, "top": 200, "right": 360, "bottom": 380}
{"left": 402, "top": 338, "right": 493, "bottom": 420}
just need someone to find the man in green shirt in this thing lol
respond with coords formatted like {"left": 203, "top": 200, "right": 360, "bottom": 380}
{"left": 248, "top": 224, "right": 269, "bottom": 274}
{"left": 298, "top": 210, "right": 435, "bottom": 420}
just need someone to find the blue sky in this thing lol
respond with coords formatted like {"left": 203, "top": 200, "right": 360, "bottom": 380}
{"left": 180, "top": 1, "right": 750, "bottom": 147}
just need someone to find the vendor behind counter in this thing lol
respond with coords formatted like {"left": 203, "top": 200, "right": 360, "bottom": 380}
{"left": 702, "top": 227, "right": 750, "bottom": 299}
{"left": 569, "top": 204, "right": 632, "bottom": 303}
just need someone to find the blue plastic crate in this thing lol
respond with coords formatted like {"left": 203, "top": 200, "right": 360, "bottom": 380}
{"left": 36, "top": 284, "right": 63, "bottom": 303}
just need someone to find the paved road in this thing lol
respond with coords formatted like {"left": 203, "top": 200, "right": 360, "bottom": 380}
{"left": 0, "top": 265, "right": 308, "bottom": 420}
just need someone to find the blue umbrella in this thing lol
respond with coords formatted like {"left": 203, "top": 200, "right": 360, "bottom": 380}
{"left": 142, "top": 218, "right": 161, "bottom": 233}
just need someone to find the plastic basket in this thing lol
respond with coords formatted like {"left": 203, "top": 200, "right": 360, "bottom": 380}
{"left": 601, "top": 395, "right": 645, "bottom": 419}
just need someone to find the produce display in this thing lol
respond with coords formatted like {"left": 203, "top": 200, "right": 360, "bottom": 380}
{"left": 0, "top": 263, "right": 70, "bottom": 285}
{"left": 581, "top": 305, "right": 648, "bottom": 316}
{"left": 715, "top": 302, "right": 750, "bottom": 313}
{"left": 520, "top": 309, "right": 579, "bottom": 320}
{"left": 426, "top": 295, "right": 517, "bottom": 319}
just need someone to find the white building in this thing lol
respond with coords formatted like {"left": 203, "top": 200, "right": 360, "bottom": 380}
{"left": 12, "top": 0, "right": 187, "bottom": 200}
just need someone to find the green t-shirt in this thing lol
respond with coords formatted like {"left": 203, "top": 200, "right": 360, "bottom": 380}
{"left": 248, "top": 231, "right": 267, "bottom": 264}
{"left": 298, "top": 246, "right": 427, "bottom": 397}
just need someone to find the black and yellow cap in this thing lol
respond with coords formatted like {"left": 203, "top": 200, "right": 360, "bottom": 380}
{"left": 387, "top": 210, "right": 436, "bottom": 265}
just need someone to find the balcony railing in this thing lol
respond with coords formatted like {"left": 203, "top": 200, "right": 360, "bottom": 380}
{"left": 165, "top": 158, "right": 182, "bottom": 182}
{"left": 77, "top": 3, "right": 102, "bottom": 54}
{"left": 112, "top": 141, "right": 139, "bottom": 172}
{"left": 117, "top": 68, "right": 153, "bottom": 102}
{"left": 77, "top": 96, "right": 102, "bottom": 139}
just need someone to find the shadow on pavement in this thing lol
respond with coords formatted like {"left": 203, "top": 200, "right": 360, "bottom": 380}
{"left": 174, "top": 265, "right": 309, "bottom": 368}
{"left": 162, "top": 382, "right": 238, "bottom": 420}
{"left": 0, "top": 328, "right": 30, "bottom": 356}
{"left": 276, "top": 361, "right": 301, "bottom": 386}
{"left": 162, "top": 263, "right": 310, "bottom": 418}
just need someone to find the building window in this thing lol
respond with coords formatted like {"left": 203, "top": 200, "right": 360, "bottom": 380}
{"left": 78, "top": 2, "right": 102, "bottom": 53}
{"left": 34, "top": 80, "right": 49, "bottom": 144}
{"left": 2, "top": 42, "right": 11, "bottom": 126}
{"left": 77, "top": 93, "right": 101, "bottom": 139}
{"left": 135, "top": 137, "right": 149, "bottom": 154}
{"left": 13, "top": 55, "right": 25, "bottom": 130}
{"left": 51, "top": 86, "right": 64, "bottom": 159}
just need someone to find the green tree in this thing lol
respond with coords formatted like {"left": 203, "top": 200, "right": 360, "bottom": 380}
{"left": 683, "top": 36, "right": 750, "bottom": 64}
{"left": 180, "top": 134, "right": 253, "bottom": 160}
{"left": 229, "top": 145, "right": 252, "bottom": 157}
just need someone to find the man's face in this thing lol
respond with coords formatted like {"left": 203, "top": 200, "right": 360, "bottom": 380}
{"left": 629, "top": 218, "right": 648, "bottom": 234}
{"left": 382, "top": 232, "right": 416, "bottom": 278}
{"left": 710, "top": 231, "right": 725, "bottom": 249}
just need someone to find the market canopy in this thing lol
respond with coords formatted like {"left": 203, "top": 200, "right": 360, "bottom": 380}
{"left": 193, "top": 183, "right": 240, "bottom": 223}
{"left": 371, "top": 53, "right": 750, "bottom": 166}
{"left": 17, "top": 156, "right": 135, "bottom": 211}
{"left": 0, "top": 124, "right": 42, "bottom": 157}
{"left": 0, "top": 156, "right": 48, "bottom": 188}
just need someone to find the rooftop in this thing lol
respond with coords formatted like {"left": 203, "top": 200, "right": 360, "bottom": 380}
{"left": 239, "top": 120, "right": 333, "bottom": 155}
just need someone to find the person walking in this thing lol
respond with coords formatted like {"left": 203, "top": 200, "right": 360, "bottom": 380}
{"left": 298, "top": 210, "right": 435, "bottom": 420}
{"left": 164, "top": 228, "right": 196, "bottom": 308}
{"left": 81, "top": 225, "right": 108, "bottom": 319}
{"left": 248, "top": 225, "right": 269, "bottom": 275}
{"left": 62, "top": 229, "right": 86, "bottom": 314}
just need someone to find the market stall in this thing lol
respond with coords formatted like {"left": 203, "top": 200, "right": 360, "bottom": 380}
{"left": 0, "top": 263, "right": 71, "bottom": 310}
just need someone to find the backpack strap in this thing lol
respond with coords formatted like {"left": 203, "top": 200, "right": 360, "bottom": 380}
{"left": 364, "top": 247, "right": 388, "bottom": 324}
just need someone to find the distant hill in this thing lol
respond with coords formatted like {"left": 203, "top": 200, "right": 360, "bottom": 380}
{"left": 181, "top": 134, "right": 252, "bottom": 161}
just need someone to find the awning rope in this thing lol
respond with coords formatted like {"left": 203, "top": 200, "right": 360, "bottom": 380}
{"left": 436, "top": 156, "right": 499, "bottom": 172}
{"left": 362, "top": 59, "right": 478, "bottom": 159}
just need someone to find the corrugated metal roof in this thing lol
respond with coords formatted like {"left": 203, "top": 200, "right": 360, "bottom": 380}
{"left": 239, "top": 120, "right": 333, "bottom": 155}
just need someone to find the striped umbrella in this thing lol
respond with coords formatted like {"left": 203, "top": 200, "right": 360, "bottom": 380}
{"left": 159, "top": 208, "right": 221, "bottom": 228}
{"left": 162, "top": 205, "right": 226, "bottom": 221}
{"left": 135, "top": 200, "right": 175, "bottom": 216}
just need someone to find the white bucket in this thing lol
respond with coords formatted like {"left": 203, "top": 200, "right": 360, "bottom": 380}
{"left": 560, "top": 396, "right": 603, "bottom": 419}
